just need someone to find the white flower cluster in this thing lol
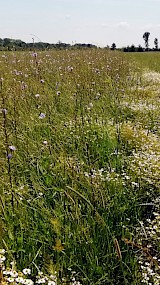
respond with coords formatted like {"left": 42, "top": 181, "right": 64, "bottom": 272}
{"left": 136, "top": 199, "right": 160, "bottom": 285}
{"left": 145, "top": 212, "right": 160, "bottom": 240}
{"left": 130, "top": 150, "right": 160, "bottom": 187}
{"left": 0, "top": 248, "right": 6, "bottom": 263}
{"left": 121, "top": 123, "right": 160, "bottom": 188}
{"left": 139, "top": 261, "right": 160, "bottom": 285}
{"left": 143, "top": 71, "right": 160, "bottom": 84}
{"left": 121, "top": 101, "right": 158, "bottom": 112}
{"left": 0, "top": 249, "right": 82, "bottom": 285}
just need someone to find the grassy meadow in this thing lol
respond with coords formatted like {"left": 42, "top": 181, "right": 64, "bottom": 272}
{"left": 0, "top": 49, "right": 160, "bottom": 285}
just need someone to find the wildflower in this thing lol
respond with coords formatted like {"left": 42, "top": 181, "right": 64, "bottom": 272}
{"left": 131, "top": 182, "right": 138, "bottom": 187}
{"left": 7, "top": 154, "right": 12, "bottom": 160}
{"left": 10, "top": 260, "right": 16, "bottom": 267}
{"left": 15, "top": 71, "right": 20, "bottom": 76}
{"left": 23, "top": 268, "right": 31, "bottom": 275}
{"left": 0, "top": 249, "right": 5, "bottom": 254}
{"left": 19, "top": 185, "right": 25, "bottom": 190}
{"left": 48, "top": 281, "right": 56, "bottom": 285}
{"left": 50, "top": 274, "right": 57, "bottom": 280}
{"left": 56, "top": 91, "right": 61, "bottom": 95}
{"left": 87, "top": 102, "right": 93, "bottom": 110}
{"left": 3, "top": 270, "right": 12, "bottom": 275}
{"left": 40, "top": 79, "right": 45, "bottom": 83}
{"left": 9, "top": 145, "right": 16, "bottom": 151}
{"left": 38, "top": 272, "right": 43, "bottom": 276}
{"left": 32, "top": 52, "right": 38, "bottom": 58}
{"left": 36, "top": 277, "right": 46, "bottom": 283}
{"left": 39, "top": 113, "right": 46, "bottom": 119}
{"left": 16, "top": 276, "right": 25, "bottom": 283}
{"left": 88, "top": 102, "right": 93, "bottom": 108}
{"left": 21, "top": 82, "right": 28, "bottom": 90}
{"left": 7, "top": 277, "right": 15, "bottom": 283}
{"left": 43, "top": 140, "right": 48, "bottom": 145}
{"left": 2, "top": 108, "right": 7, "bottom": 115}
{"left": 0, "top": 255, "right": 6, "bottom": 263}
{"left": 10, "top": 270, "right": 18, "bottom": 277}
{"left": 24, "top": 279, "right": 34, "bottom": 285}
{"left": 35, "top": 94, "right": 40, "bottom": 98}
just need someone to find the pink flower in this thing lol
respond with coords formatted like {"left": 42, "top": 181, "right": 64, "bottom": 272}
{"left": 9, "top": 145, "right": 16, "bottom": 151}
{"left": 32, "top": 52, "right": 38, "bottom": 58}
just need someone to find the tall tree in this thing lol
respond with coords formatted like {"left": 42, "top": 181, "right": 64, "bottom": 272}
{"left": 111, "top": 43, "right": 116, "bottom": 50}
{"left": 154, "top": 38, "right": 158, "bottom": 50}
{"left": 143, "top": 32, "right": 150, "bottom": 50}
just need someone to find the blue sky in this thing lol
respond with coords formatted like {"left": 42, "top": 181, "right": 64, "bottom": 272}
{"left": 1, "top": 0, "right": 160, "bottom": 47}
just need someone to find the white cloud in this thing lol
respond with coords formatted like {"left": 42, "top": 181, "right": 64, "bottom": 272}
{"left": 142, "top": 23, "right": 160, "bottom": 30}
{"left": 99, "top": 21, "right": 130, "bottom": 29}
{"left": 143, "top": 24, "right": 154, "bottom": 30}
{"left": 100, "top": 23, "right": 111, "bottom": 28}
{"left": 65, "top": 14, "right": 71, "bottom": 20}
{"left": 115, "top": 22, "right": 130, "bottom": 28}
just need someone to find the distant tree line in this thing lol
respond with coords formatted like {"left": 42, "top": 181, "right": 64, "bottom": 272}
{"left": 0, "top": 32, "right": 159, "bottom": 52}
{"left": 0, "top": 38, "right": 97, "bottom": 51}
{"left": 122, "top": 32, "right": 159, "bottom": 52}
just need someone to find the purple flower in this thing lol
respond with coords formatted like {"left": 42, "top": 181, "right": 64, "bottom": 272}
{"left": 39, "top": 113, "right": 46, "bottom": 119}
{"left": 7, "top": 154, "right": 12, "bottom": 159}
{"left": 9, "top": 145, "right": 16, "bottom": 151}
{"left": 2, "top": 109, "right": 7, "bottom": 115}
{"left": 55, "top": 82, "right": 59, "bottom": 90}
{"left": 32, "top": 52, "right": 38, "bottom": 58}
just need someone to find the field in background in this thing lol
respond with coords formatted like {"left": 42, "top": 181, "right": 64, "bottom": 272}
{"left": 0, "top": 50, "right": 160, "bottom": 285}
{"left": 129, "top": 51, "right": 160, "bottom": 72}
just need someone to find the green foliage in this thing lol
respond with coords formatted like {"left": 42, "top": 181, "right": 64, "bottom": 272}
{"left": 0, "top": 50, "right": 159, "bottom": 284}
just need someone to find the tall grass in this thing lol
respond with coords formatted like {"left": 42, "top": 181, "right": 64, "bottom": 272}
{"left": 0, "top": 49, "right": 159, "bottom": 284}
